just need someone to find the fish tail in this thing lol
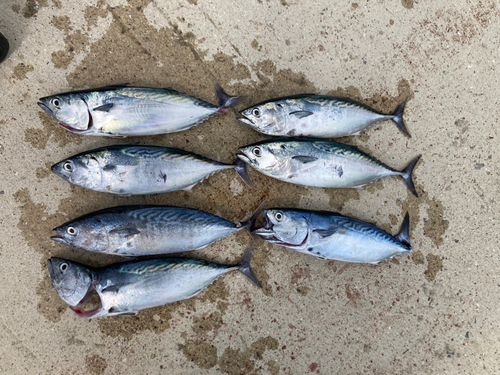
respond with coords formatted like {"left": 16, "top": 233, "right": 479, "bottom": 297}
{"left": 400, "top": 155, "right": 421, "bottom": 197}
{"left": 215, "top": 82, "right": 246, "bottom": 109}
{"left": 392, "top": 98, "right": 411, "bottom": 138}
{"left": 395, "top": 212, "right": 412, "bottom": 250}
{"left": 237, "top": 237, "right": 262, "bottom": 288}
{"left": 239, "top": 199, "right": 267, "bottom": 233}
{"left": 233, "top": 158, "right": 254, "bottom": 188}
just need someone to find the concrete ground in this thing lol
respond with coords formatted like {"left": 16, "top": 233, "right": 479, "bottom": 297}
{"left": 0, "top": 0, "right": 497, "bottom": 373}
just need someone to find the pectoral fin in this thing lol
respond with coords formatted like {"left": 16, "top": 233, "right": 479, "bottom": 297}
{"left": 292, "top": 155, "right": 318, "bottom": 163}
{"left": 109, "top": 227, "right": 141, "bottom": 242}
{"left": 93, "top": 103, "right": 114, "bottom": 112}
{"left": 289, "top": 111, "right": 313, "bottom": 118}
{"left": 313, "top": 228, "right": 339, "bottom": 238}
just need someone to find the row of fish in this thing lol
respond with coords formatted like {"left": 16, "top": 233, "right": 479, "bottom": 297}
{"left": 49, "top": 203, "right": 412, "bottom": 317}
{"left": 51, "top": 141, "right": 420, "bottom": 197}
{"left": 38, "top": 83, "right": 410, "bottom": 139}
{"left": 41, "top": 83, "right": 419, "bottom": 318}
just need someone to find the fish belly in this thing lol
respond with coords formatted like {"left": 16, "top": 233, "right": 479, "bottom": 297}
{"left": 113, "top": 220, "right": 237, "bottom": 256}
{"left": 92, "top": 99, "right": 216, "bottom": 136}
{"left": 99, "top": 267, "right": 229, "bottom": 313}
{"left": 305, "top": 232, "right": 405, "bottom": 263}
{"left": 288, "top": 107, "right": 387, "bottom": 138}
{"left": 105, "top": 159, "right": 226, "bottom": 195}
{"left": 282, "top": 156, "right": 393, "bottom": 188}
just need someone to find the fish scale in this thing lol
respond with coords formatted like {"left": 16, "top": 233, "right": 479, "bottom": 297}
{"left": 253, "top": 209, "right": 412, "bottom": 264}
{"left": 38, "top": 83, "right": 245, "bottom": 136}
{"left": 51, "top": 202, "right": 264, "bottom": 256}
{"left": 237, "top": 93, "right": 410, "bottom": 138}
{"left": 51, "top": 144, "right": 252, "bottom": 195}
{"left": 47, "top": 242, "right": 261, "bottom": 318}
{"left": 238, "top": 138, "right": 421, "bottom": 196}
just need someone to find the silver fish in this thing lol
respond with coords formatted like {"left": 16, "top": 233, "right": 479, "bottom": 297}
{"left": 253, "top": 209, "right": 412, "bottom": 264}
{"left": 51, "top": 202, "right": 264, "bottom": 256}
{"left": 237, "top": 139, "right": 421, "bottom": 197}
{"left": 47, "top": 242, "right": 261, "bottom": 318}
{"left": 51, "top": 144, "right": 252, "bottom": 195}
{"left": 37, "top": 83, "right": 245, "bottom": 136}
{"left": 238, "top": 94, "right": 409, "bottom": 138}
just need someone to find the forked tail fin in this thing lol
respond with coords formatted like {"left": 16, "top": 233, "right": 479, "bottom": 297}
{"left": 239, "top": 199, "right": 266, "bottom": 233}
{"left": 215, "top": 82, "right": 246, "bottom": 108}
{"left": 392, "top": 99, "right": 411, "bottom": 138}
{"left": 233, "top": 157, "right": 254, "bottom": 188}
{"left": 237, "top": 237, "right": 262, "bottom": 288}
{"left": 395, "top": 212, "right": 412, "bottom": 250}
{"left": 400, "top": 155, "right": 421, "bottom": 197}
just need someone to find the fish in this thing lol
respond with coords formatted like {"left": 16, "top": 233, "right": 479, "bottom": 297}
{"left": 237, "top": 138, "right": 421, "bottom": 197}
{"left": 47, "top": 242, "right": 261, "bottom": 318}
{"left": 51, "top": 201, "right": 265, "bottom": 256}
{"left": 51, "top": 143, "right": 253, "bottom": 195}
{"left": 253, "top": 209, "right": 412, "bottom": 264}
{"left": 237, "top": 94, "right": 410, "bottom": 138}
{"left": 37, "top": 83, "right": 245, "bottom": 136}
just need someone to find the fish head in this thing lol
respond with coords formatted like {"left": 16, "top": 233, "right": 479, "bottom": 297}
{"left": 253, "top": 209, "right": 309, "bottom": 247}
{"left": 51, "top": 154, "right": 102, "bottom": 190}
{"left": 38, "top": 94, "right": 92, "bottom": 133}
{"left": 238, "top": 142, "right": 283, "bottom": 172}
{"left": 51, "top": 216, "right": 109, "bottom": 252}
{"left": 238, "top": 102, "right": 286, "bottom": 135}
{"left": 47, "top": 258, "right": 93, "bottom": 306}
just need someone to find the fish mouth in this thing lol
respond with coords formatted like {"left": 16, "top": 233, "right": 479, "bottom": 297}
{"left": 51, "top": 234, "right": 69, "bottom": 245}
{"left": 236, "top": 153, "right": 252, "bottom": 165}
{"left": 37, "top": 102, "right": 54, "bottom": 116}
{"left": 252, "top": 211, "right": 275, "bottom": 239}
{"left": 237, "top": 116, "right": 255, "bottom": 127}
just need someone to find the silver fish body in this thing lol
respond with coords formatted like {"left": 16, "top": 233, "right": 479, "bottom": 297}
{"left": 253, "top": 209, "right": 412, "bottom": 264}
{"left": 238, "top": 95, "right": 409, "bottom": 138}
{"left": 51, "top": 202, "right": 263, "bottom": 256}
{"left": 37, "top": 84, "right": 245, "bottom": 136}
{"left": 47, "top": 243, "right": 261, "bottom": 318}
{"left": 51, "top": 144, "right": 252, "bottom": 195}
{"left": 238, "top": 139, "right": 420, "bottom": 197}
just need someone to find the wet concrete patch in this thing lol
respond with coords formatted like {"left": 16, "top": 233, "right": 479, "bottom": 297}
{"left": 397, "top": 181, "right": 449, "bottom": 247}
{"left": 85, "top": 354, "right": 107, "bottom": 375}
{"left": 11, "top": 63, "right": 34, "bottom": 80}
{"left": 401, "top": 0, "right": 414, "bottom": 9}
{"left": 424, "top": 253, "right": 443, "bottom": 281}
{"left": 412, "top": 250, "right": 425, "bottom": 265}
{"left": 25, "top": 112, "right": 83, "bottom": 150}
{"left": 218, "top": 336, "right": 279, "bottom": 375}
{"left": 23, "top": 0, "right": 48, "bottom": 18}
{"left": 179, "top": 341, "right": 218, "bottom": 369}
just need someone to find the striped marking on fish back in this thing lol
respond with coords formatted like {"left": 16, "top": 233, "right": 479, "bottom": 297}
{"left": 121, "top": 147, "right": 222, "bottom": 165}
{"left": 332, "top": 216, "right": 406, "bottom": 248}
{"left": 116, "top": 259, "right": 228, "bottom": 275}
{"left": 311, "top": 141, "right": 392, "bottom": 170}
{"left": 127, "top": 207, "right": 230, "bottom": 228}
{"left": 115, "top": 88, "right": 217, "bottom": 109}
{"left": 305, "top": 96, "right": 382, "bottom": 112}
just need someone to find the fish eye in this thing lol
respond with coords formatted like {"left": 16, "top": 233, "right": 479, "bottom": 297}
{"left": 51, "top": 98, "right": 61, "bottom": 108}
{"left": 252, "top": 108, "right": 261, "bottom": 117}
{"left": 59, "top": 263, "right": 68, "bottom": 272}
{"left": 252, "top": 147, "right": 262, "bottom": 156}
{"left": 275, "top": 212, "right": 284, "bottom": 222}
{"left": 63, "top": 162, "right": 73, "bottom": 172}
{"left": 67, "top": 227, "right": 77, "bottom": 236}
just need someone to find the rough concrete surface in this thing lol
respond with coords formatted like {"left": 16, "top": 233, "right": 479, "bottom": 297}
{"left": 0, "top": 0, "right": 497, "bottom": 373}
